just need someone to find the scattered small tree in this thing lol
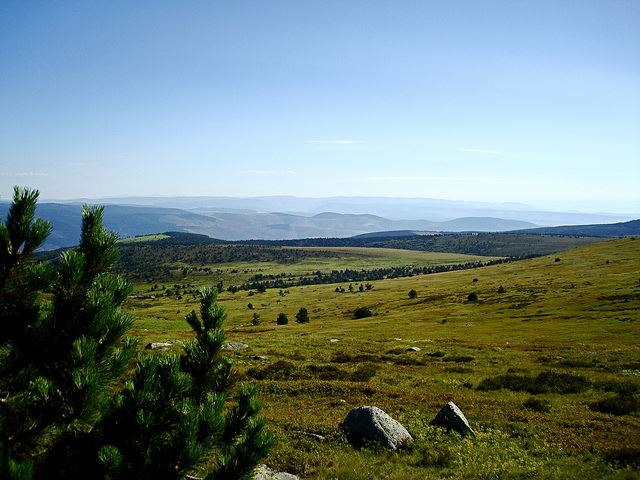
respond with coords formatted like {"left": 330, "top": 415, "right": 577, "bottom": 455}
{"left": 497, "top": 285, "right": 506, "bottom": 294}
{"left": 295, "top": 307, "right": 309, "bottom": 324}
{"left": 467, "top": 292, "right": 478, "bottom": 302}
{"left": 251, "top": 312, "right": 261, "bottom": 325}
{"left": 408, "top": 289, "right": 418, "bottom": 299}
{"left": 276, "top": 313, "right": 289, "bottom": 325}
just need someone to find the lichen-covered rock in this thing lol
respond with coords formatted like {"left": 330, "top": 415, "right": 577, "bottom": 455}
{"left": 407, "top": 346, "right": 421, "bottom": 352}
{"left": 341, "top": 405, "right": 413, "bottom": 449}
{"left": 254, "top": 464, "right": 298, "bottom": 480}
{"left": 431, "top": 401, "right": 475, "bottom": 437}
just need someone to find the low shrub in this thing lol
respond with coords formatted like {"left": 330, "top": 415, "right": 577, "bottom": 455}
{"left": 603, "top": 447, "right": 640, "bottom": 468}
{"left": 443, "top": 355, "right": 475, "bottom": 363}
{"left": 307, "top": 364, "right": 348, "bottom": 381}
{"left": 523, "top": 397, "right": 552, "bottom": 413}
{"left": 414, "top": 444, "right": 453, "bottom": 467}
{"left": 353, "top": 307, "right": 373, "bottom": 319}
{"left": 426, "top": 351, "right": 446, "bottom": 358}
{"left": 247, "top": 360, "right": 303, "bottom": 380}
{"left": 477, "top": 370, "right": 591, "bottom": 394}
{"left": 477, "top": 374, "right": 531, "bottom": 392}
{"left": 534, "top": 371, "right": 591, "bottom": 394}
{"left": 594, "top": 379, "right": 640, "bottom": 396}
{"left": 467, "top": 292, "right": 478, "bottom": 302}
{"left": 590, "top": 394, "right": 639, "bottom": 416}
{"left": 350, "top": 364, "right": 378, "bottom": 382}
{"left": 444, "top": 366, "right": 474, "bottom": 374}
{"left": 331, "top": 352, "right": 381, "bottom": 363}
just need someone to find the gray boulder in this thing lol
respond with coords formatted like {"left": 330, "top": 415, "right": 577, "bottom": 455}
{"left": 223, "top": 341, "right": 249, "bottom": 350}
{"left": 341, "top": 406, "right": 413, "bottom": 449}
{"left": 145, "top": 342, "right": 171, "bottom": 350}
{"left": 431, "top": 401, "right": 475, "bottom": 437}
{"left": 254, "top": 464, "right": 298, "bottom": 480}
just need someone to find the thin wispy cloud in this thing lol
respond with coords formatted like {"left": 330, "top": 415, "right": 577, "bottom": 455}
{"left": 241, "top": 169, "right": 296, "bottom": 176}
{"left": 308, "top": 140, "right": 366, "bottom": 145}
{"left": 362, "top": 175, "right": 539, "bottom": 186}
{"left": 364, "top": 175, "right": 469, "bottom": 182}
{"left": 1, "top": 172, "right": 49, "bottom": 177}
{"left": 66, "top": 162, "right": 97, "bottom": 168}
{"left": 462, "top": 148, "right": 500, "bottom": 154}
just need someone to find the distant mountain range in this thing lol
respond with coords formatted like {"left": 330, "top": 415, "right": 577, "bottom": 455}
{"left": 2, "top": 196, "right": 638, "bottom": 250}
{"left": 56, "top": 195, "right": 637, "bottom": 225}
{"left": 0, "top": 202, "right": 538, "bottom": 250}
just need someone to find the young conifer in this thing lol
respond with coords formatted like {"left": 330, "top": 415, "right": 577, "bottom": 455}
{"left": 0, "top": 187, "right": 273, "bottom": 480}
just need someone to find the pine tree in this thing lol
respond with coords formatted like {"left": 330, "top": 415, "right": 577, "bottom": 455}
{"left": 0, "top": 187, "right": 274, "bottom": 479}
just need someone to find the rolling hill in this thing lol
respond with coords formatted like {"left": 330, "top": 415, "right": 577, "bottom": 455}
{"left": 1, "top": 202, "right": 538, "bottom": 249}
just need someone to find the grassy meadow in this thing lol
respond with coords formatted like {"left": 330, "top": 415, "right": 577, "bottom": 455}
{"left": 124, "top": 237, "right": 640, "bottom": 479}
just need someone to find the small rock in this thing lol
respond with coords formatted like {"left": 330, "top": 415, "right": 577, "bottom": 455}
{"left": 223, "top": 341, "right": 249, "bottom": 351}
{"left": 167, "top": 339, "right": 184, "bottom": 346}
{"left": 390, "top": 337, "right": 402, "bottom": 341}
{"left": 341, "top": 405, "right": 413, "bottom": 450}
{"left": 254, "top": 464, "right": 298, "bottom": 480}
{"left": 251, "top": 355, "right": 268, "bottom": 361}
{"left": 431, "top": 401, "right": 475, "bottom": 437}
{"left": 407, "top": 346, "right": 421, "bottom": 352}
{"left": 145, "top": 342, "right": 171, "bottom": 350}
{"left": 330, "top": 338, "right": 339, "bottom": 343}
{"left": 291, "top": 430, "right": 325, "bottom": 441}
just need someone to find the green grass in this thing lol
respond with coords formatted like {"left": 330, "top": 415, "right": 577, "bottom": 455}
{"left": 124, "top": 237, "right": 640, "bottom": 479}
{"left": 125, "top": 246, "right": 500, "bottom": 294}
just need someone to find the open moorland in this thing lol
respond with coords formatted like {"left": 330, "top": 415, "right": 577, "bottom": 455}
{"left": 122, "top": 236, "right": 640, "bottom": 479}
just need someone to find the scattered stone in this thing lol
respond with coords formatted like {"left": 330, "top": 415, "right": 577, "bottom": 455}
{"left": 407, "top": 346, "right": 421, "bottom": 352}
{"left": 145, "top": 342, "right": 171, "bottom": 350}
{"left": 223, "top": 341, "right": 249, "bottom": 350}
{"left": 291, "top": 430, "right": 326, "bottom": 441}
{"left": 431, "top": 401, "right": 475, "bottom": 437}
{"left": 341, "top": 405, "right": 413, "bottom": 450}
{"left": 251, "top": 355, "right": 268, "bottom": 361}
{"left": 254, "top": 464, "right": 298, "bottom": 480}
{"left": 330, "top": 338, "right": 339, "bottom": 343}
{"left": 390, "top": 337, "right": 402, "bottom": 341}
{"left": 167, "top": 339, "right": 184, "bottom": 346}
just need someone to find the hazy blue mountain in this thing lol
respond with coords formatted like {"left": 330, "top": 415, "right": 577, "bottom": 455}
{"left": 55, "top": 195, "right": 637, "bottom": 225}
{"left": 1, "top": 202, "right": 539, "bottom": 250}
{"left": 0, "top": 203, "right": 223, "bottom": 250}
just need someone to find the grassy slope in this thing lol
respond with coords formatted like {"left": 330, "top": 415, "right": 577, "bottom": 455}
{"left": 125, "top": 247, "right": 499, "bottom": 296}
{"left": 126, "top": 238, "right": 640, "bottom": 479}
{"left": 119, "top": 233, "right": 170, "bottom": 243}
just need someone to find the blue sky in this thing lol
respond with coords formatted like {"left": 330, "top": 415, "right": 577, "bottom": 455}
{"left": 1, "top": 1, "right": 639, "bottom": 212}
